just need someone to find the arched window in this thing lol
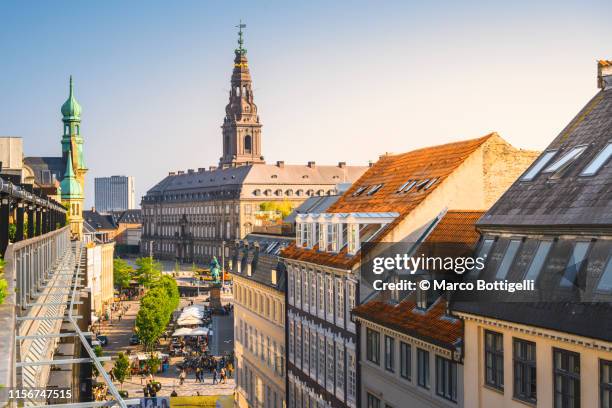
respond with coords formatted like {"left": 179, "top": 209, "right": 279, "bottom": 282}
{"left": 244, "top": 135, "right": 252, "bottom": 154}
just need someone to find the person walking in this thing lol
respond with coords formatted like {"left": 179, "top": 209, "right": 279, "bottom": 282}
{"left": 220, "top": 367, "right": 226, "bottom": 384}
{"left": 179, "top": 369, "right": 186, "bottom": 386}
{"left": 212, "top": 368, "right": 218, "bottom": 385}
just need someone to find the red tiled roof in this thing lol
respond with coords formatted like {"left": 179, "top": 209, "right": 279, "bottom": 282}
{"left": 425, "top": 210, "right": 484, "bottom": 245}
{"left": 353, "top": 297, "right": 463, "bottom": 350}
{"left": 281, "top": 134, "right": 494, "bottom": 268}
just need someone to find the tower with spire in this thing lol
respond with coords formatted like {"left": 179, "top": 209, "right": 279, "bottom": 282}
{"left": 60, "top": 76, "right": 86, "bottom": 238}
{"left": 219, "top": 21, "right": 264, "bottom": 167}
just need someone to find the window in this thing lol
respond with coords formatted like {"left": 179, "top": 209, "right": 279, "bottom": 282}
{"left": 522, "top": 150, "right": 558, "bottom": 181}
{"left": 417, "top": 349, "right": 430, "bottom": 389}
{"left": 347, "top": 350, "right": 357, "bottom": 402}
{"left": 367, "top": 393, "right": 381, "bottom": 408}
{"left": 601, "top": 359, "right": 612, "bottom": 408}
{"left": 397, "top": 180, "right": 412, "bottom": 193}
{"left": 336, "top": 342, "right": 345, "bottom": 393}
{"left": 326, "top": 338, "right": 335, "bottom": 388}
{"left": 544, "top": 145, "right": 587, "bottom": 173}
{"left": 560, "top": 242, "right": 590, "bottom": 288}
{"left": 468, "top": 238, "right": 495, "bottom": 278}
{"left": 336, "top": 277, "right": 345, "bottom": 324}
{"left": 367, "top": 184, "right": 384, "bottom": 195}
{"left": 244, "top": 135, "right": 252, "bottom": 154}
{"left": 524, "top": 241, "right": 552, "bottom": 281}
{"left": 554, "top": 348, "right": 580, "bottom": 408}
{"left": 352, "top": 186, "right": 367, "bottom": 196}
{"left": 400, "top": 342, "right": 411, "bottom": 380}
{"left": 495, "top": 239, "right": 521, "bottom": 280}
{"left": 366, "top": 328, "right": 380, "bottom": 365}
{"left": 581, "top": 142, "right": 612, "bottom": 176}
{"left": 597, "top": 257, "right": 612, "bottom": 292}
{"left": 485, "top": 330, "right": 504, "bottom": 390}
{"left": 384, "top": 336, "right": 395, "bottom": 372}
{"left": 514, "top": 339, "right": 537, "bottom": 404}
{"left": 436, "top": 356, "right": 458, "bottom": 402}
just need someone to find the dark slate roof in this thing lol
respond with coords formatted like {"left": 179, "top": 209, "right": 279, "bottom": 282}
{"left": 114, "top": 209, "right": 142, "bottom": 224}
{"left": 83, "top": 210, "right": 116, "bottom": 230}
{"left": 453, "top": 234, "right": 612, "bottom": 342}
{"left": 230, "top": 233, "right": 292, "bottom": 291}
{"left": 478, "top": 87, "right": 612, "bottom": 229}
{"left": 283, "top": 195, "right": 341, "bottom": 224}
{"left": 23, "top": 156, "right": 65, "bottom": 185}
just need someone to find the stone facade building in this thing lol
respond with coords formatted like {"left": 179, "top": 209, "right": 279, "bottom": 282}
{"left": 231, "top": 233, "right": 292, "bottom": 408}
{"left": 280, "top": 133, "right": 538, "bottom": 408}
{"left": 141, "top": 27, "right": 367, "bottom": 263}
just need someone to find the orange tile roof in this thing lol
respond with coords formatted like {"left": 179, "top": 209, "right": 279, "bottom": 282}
{"left": 599, "top": 60, "right": 612, "bottom": 67}
{"left": 425, "top": 210, "right": 484, "bottom": 245}
{"left": 353, "top": 297, "right": 463, "bottom": 350}
{"left": 281, "top": 135, "right": 494, "bottom": 268}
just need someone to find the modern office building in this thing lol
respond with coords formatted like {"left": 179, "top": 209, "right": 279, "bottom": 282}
{"left": 94, "top": 175, "right": 136, "bottom": 212}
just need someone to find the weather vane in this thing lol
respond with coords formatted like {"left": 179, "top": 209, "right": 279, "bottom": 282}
{"left": 236, "top": 20, "right": 247, "bottom": 54}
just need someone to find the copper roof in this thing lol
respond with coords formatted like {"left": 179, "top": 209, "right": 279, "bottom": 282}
{"left": 281, "top": 134, "right": 494, "bottom": 268}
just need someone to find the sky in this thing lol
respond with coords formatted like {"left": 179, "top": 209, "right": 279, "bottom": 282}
{"left": 1, "top": 1, "right": 611, "bottom": 208}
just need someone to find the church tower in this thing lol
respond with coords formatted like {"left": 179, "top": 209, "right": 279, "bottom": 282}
{"left": 61, "top": 76, "right": 87, "bottom": 189}
{"left": 219, "top": 22, "right": 264, "bottom": 167}
{"left": 60, "top": 76, "right": 86, "bottom": 239}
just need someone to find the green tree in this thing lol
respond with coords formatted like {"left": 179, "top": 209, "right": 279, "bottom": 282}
{"left": 134, "top": 257, "right": 162, "bottom": 289}
{"left": 259, "top": 200, "right": 295, "bottom": 218}
{"left": 135, "top": 302, "right": 164, "bottom": 351}
{"left": 92, "top": 345, "right": 104, "bottom": 377}
{"left": 146, "top": 354, "right": 161, "bottom": 378}
{"left": 0, "top": 258, "right": 7, "bottom": 305}
{"left": 8, "top": 224, "right": 16, "bottom": 242}
{"left": 113, "top": 258, "right": 134, "bottom": 289}
{"left": 113, "top": 352, "right": 130, "bottom": 389}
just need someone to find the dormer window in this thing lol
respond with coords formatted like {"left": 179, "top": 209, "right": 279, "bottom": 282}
{"left": 580, "top": 141, "right": 612, "bottom": 176}
{"left": 543, "top": 145, "right": 588, "bottom": 174}
{"left": 521, "top": 150, "right": 558, "bottom": 181}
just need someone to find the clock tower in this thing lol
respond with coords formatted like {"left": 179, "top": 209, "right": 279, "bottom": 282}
{"left": 219, "top": 22, "right": 264, "bottom": 167}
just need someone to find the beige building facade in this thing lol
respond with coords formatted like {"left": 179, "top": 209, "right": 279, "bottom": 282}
{"left": 86, "top": 240, "right": 115, "bottom": 318}
{"left": 231, "top": 234, "right": 291, "bottom": 408}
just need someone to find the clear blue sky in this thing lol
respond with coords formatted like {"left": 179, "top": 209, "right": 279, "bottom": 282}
{"left": 1, "top": 0, "right": 611, "bottom": 207}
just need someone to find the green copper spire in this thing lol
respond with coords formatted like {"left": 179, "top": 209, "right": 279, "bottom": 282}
{"left": 60, "top": 153, "right": 82, "bottom": 199}
{"left": 235, "top": 20, "right": 247, "bottom": 55}
{"left": 61, "top": 75, "right": 82, "bottom": 120}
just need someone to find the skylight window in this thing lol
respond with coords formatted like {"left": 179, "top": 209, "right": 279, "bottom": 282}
{"left": 366, "top": 184, "right": 384, "bottom": 195}
{"left": 596, "top": 257, "right": 612, "bottom": 292}
{"left": 521, "top": 150, "right": 558, "bottom": 181}
{"left": 397, "top": 180, "right": 412, "bottom": 193}
{"left": 543, "top": 145, "right": 587, "bottom": 173}
{"left": 523, "top": 241, "right": 552, "bottom": 281}
{"left": 423, "top": 178, "right": 438, "bottom": 190}
{"left": 495, "top": 239, "right": 521, "bottom": 280}
{"left": 580, "top": 142, "right": 612, "bottom": 176}
{"left": 352, "top": 186, "right": 368, "bottom": 196}
{"left": 559, "top": 242, "right": 590, "bottom": 288}
{"left": 401, "top": 180, "right": 417, "bottom": 193}
{"left": 415, "top": 179, "right": 430, "bottom": 190}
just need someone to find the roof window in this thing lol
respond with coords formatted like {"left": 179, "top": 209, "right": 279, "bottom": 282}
{"left": 580, "top": 141, "right": 612, "bottom": 176}
{"left": 399, "top": 180, "right": 417, "bottom": 193}
{"left": 521, "top": 150, "right": 558, "bottom": 181}
{"left": 543, "top": 145, "right": 587, "bottom": 174}
{"left": 352, "top": 186, "right": 368, "bottom": 196}
{"left": 366, "top": 184, "right": 384, "bottom": 195}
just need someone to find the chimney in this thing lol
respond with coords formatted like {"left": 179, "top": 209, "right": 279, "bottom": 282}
{"left": 598, "top": 60, "right": 612, "bottom": 89}
{"left": 307, "top": 161, "right": 316, "bottom": 168}
{"left": 187, "top": 169, "right": 195, "bottom": 174}
{"left": 168, "top": 171, "right": 176, "bottom": 176}
{"left": 276, "top": 160, "right": 285, "bottom": 168}
{"left": 368, "top": 160, "right": 374, "bottom": 167}
{"left": 198, "top": 168, "right": 206, "bottom": 173}
{"left": 177, "top": 170, "right": 185, "bottom": 175}
{"left": 209, "top": 166, "right": 217, "bottom": 171}
{"left": 338, "top": 161, "right": 346, "bottom": 168}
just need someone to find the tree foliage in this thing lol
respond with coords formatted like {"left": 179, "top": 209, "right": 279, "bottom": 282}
{"left": 134, "top": 257, "right": 162, "bottom": 288}
{"left": 113, "top": 258, "right": 134, "bottom": 289}
{"left": 92, "top": 345, "right": 104, "bottom": 377}
{"left": 259, "top": 200, "right": 295, "bottom": 219}
{"left": 0, "top": 258, "right": 7, "bottom": 305}
{"left": 113, "top": 352, "right": 130, "bottom": 389}
{"left": 135, "top": 274, "right": 179, "bottom": 351}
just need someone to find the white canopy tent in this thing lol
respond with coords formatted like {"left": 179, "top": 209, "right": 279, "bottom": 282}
{"left": 177, "top": 315, "right": 204, "bottom": 326}
{"left": 172, "top": 327, "right": 193, "bottom": 337}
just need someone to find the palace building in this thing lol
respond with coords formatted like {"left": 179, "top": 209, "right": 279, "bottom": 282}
{"left": 140, "top": 25, "right": 367, "bottom": 264}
